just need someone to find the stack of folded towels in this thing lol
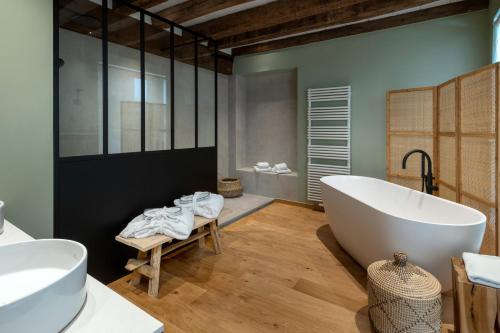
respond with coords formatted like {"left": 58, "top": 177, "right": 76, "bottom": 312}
{"left": 272, "top": 162, "right": 292, "bottom": 174}
{"left": 463, "top": 252, "right": 500, "bottom": 288}
{"left": 254, "top": 162, "right": 272, "bottom": 172}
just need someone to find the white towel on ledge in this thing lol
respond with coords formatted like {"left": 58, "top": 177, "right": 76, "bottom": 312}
{"left": 254, "top": 166, "right": 272, "bottom": 172}
{"left": 120, "top": 206, "right": 195, "bottom": 240}
{"left": 256, "top": 161, "right": 270, "bottom": 168}
{"left": 272, "top": 163, "right": 292, "bottom": 174}
{"left": 174, "top": 191, "right": 224, "bottom": 219}
{"left": 273, "top": 168, "right": 292, "bottom": 174}
{"left": 463, "top": 252, "right": 500, "bottom": 288}
{"left": 274, "top": 162, "right": 288, "bottom": 170}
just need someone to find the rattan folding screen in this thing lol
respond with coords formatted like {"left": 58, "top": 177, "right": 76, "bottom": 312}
{"left": 456, "top": 65, "right": 497, "bottom": 255}
{"left": 387, "top": 63, "right": 499, "bottom": 255}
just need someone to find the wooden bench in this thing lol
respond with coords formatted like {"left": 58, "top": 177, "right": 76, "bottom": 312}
{"left": 116, "top": 216, "right": 222, "bottom": 297}
{"left": 451, "top": 257, "right": 500, "bottom": 333}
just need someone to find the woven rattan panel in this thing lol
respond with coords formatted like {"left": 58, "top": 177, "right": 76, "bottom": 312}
{"left": 389, "top": 135, "right": 433, "bottom": 178}
{"left": 462, "top": 195, "right": 496, "bottom": 255}
{"left": 459, "top": 65, "right": 498, "bottom": 255}
{"left": 389, "top": 90, "right": 434, "bottom": 132}
{"left": 439, "top": 185, "right": 456, "bottom": 202}
{"left": 438, "top": 136, "right": 456, "bottom": 187}
{"left": 460, "top": 68, "right": 496, "bottom": 133}
{"left": 438, "top": 81, "right": 456, "bottom": 133}
{"left": 388, "top": 89, "right": 435, "bottom": 188}
{"left": 461, "top": 137, "right": 496, "bottom": 204}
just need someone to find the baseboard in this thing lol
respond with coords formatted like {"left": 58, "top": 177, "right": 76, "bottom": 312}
{"left": 274, "top": 199, "right": 324, "bottom": 211}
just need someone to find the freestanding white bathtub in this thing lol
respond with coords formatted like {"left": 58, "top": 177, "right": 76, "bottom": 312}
{"left": 321, "top": 175, "right": 486, "bottom": 290}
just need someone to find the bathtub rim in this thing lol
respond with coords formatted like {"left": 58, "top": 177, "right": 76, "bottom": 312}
{"left": 320, "top": 175, "right": 486, "bottom": 227}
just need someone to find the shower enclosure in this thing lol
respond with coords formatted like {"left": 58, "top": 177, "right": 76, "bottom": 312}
{"left": 54, "top": 0, "right": 222, "bottom": 282}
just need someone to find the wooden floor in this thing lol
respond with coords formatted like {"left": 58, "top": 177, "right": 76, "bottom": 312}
{"left": 109, "top": 202, "right": 454, "bottom": 333}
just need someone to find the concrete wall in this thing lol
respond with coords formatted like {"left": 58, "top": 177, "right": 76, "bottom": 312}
{"left": 0, "top": 0, "right": 53, "bottom": 237}
{"left": 217, "top": 75, "right": 230, "bottom": 178}
{"left": 226, "top": 69, "right": 299, "bottom": 200}
{"left": 234, "top": 10, "right": 490, "bottom": 202}
{"left": 228, "top": 69, "right": 297, "bottom": 172}
{"left": 227, "top": 75, "right": 247, "bottom": 176}
{"left": 243, "top": 70, "right": 297, "bottom": 170}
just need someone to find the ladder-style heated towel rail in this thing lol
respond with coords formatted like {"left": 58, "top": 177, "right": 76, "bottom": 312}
{"left": 307, "top": 86, "right": 351, "bottom": 202}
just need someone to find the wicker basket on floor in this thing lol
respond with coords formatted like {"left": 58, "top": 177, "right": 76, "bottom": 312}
{"left": 218, "top": 178, "right": 243, "bottom": 198}
{"left": 367, "top": 252, "right": 442, "bottom": 333}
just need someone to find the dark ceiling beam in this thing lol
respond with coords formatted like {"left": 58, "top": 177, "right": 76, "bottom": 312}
{"left": 155, "top": 0, "right": 254, "bottom": 25}
{"left": 232, "top": 0, "right": 488, "bottom": 56}
{"left": 60, "top": 24, "right": 232, "bottom": 74}
{"left": 113, "top": 0, "right": 169, "bottom": 15}
{"left": 216, "top": 0, "right": 438, "bottom": 49}
{"left": 190, "top": 0, "right": 371, "bottom": 40}
{"left": 59, "top": 0, "right": 166, "bottom": 32}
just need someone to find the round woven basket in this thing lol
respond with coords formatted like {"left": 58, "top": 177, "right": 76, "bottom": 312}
{"left": 218, "top": 178, "right": 243, "bottom": 198}
{"left": 367, "top": 252, "right": 442, "bottom": 333}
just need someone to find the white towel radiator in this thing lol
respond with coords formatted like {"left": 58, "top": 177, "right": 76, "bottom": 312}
{"left": 307, "top": 86, "right": 351, "bottom": 202}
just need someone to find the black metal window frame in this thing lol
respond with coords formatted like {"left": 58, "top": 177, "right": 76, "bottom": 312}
{"left": 54, "top": 0, "right": 219, "bottom": 162}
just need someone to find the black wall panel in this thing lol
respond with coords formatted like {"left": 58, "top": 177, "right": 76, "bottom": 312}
{"left": 55, "top": 147, "right": 217, "bottom": 283}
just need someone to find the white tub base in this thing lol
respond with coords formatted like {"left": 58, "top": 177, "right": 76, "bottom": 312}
{"left": 321, "top": 175, "right": 486, "bottom": 290}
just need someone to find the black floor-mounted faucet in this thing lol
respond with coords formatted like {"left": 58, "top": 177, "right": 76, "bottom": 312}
{"left": 402, "top": 149, "right": 438, "bottom": 195}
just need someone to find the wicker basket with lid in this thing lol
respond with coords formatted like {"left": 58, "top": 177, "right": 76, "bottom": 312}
{"left": 367, "top": 252, "right": 442, "bottom": 333}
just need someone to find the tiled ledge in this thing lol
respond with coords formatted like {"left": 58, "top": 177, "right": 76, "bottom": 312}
{"left": 236, "top": 167, "right": 299, "bottom": 201}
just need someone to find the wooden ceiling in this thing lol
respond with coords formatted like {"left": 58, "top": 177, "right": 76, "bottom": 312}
{"left": 60, "top": 0, "right": 489, "bottom": 74}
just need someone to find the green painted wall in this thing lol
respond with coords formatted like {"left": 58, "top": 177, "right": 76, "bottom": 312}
{"left": 0, "top": 0, "right": 53, "bottom": 237}
{"left": 491, "top": 0, "right": 500, "bottom": 61}
{"left": 234, "top": 10, "right": 490, "bottom": 202}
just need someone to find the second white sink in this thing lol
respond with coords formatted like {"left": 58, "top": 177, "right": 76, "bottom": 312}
{"left": 0, "top": 239, "right": 87, "bottom": 333}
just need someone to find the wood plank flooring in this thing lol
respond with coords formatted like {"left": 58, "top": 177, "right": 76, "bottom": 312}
{"left": 109, "top": 202, "right": 454, "bottom": 332}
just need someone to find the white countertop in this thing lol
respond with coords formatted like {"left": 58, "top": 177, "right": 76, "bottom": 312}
{"left": 0, "top": 221, "right": 164, "bottom": 333}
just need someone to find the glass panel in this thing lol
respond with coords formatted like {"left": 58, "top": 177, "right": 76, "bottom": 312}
{"left": 144, "top": 15, "right": 171, "bottom": 151}
{"left": 197, "top": 40, "right": 216, "bottom": 147}
{"left": 174, "top": 30, "right": 196, "bottom": 149}
{"left": 107, "top": 1, "right": 141, "bottom": 153}
{"left": 58, "top": 0, "right": 103, "bottom": 157}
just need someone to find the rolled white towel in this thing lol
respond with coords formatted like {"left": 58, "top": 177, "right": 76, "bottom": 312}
{"left": 256, "top": 162, "right": 270, "bottom": 168}
{"left": 274, "top": 163, "right": 288, "bottom": 171}
{"left": 463, "top": 252, "right": 500, "bottom": 288}
{"left": 254, "top": 166, "right": 272, "bottom": 172}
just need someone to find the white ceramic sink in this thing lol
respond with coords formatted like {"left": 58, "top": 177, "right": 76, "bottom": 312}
{"left": 0, "top": 239, "right": 87, "bottom": 333}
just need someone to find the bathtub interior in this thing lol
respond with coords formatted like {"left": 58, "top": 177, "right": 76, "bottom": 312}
{"left": 321, "top": 175, "right": 485, "bottom": 226}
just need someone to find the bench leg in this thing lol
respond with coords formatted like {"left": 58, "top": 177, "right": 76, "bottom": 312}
{"left": 198, "top": 226, "right": 206, "bottom": 248}
{"left": 148, "top": 246, "right": 162, "bottom": 297}
{"left": 209, "top": 221, "right": 222, "bottom": 254}
{"left": 129, "top": 250, "right": 147, "bottom": 286}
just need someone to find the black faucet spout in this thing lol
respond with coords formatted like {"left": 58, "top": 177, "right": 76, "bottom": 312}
{"left": 401, "top": 149, "right": 438, "bottom": 195}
